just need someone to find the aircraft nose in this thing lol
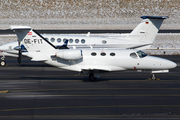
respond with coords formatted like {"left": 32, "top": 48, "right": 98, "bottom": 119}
{"left": 0, "top": 44, "right": 7, "bottom": 51}
{"left": 0, "top": 41, "right": 18, "bottom": 51}
{"left": 162, "top": 59, "right": 177, "bottom": 69}
{"left": 168, "top": 61, "right": 177, "bottom": 69}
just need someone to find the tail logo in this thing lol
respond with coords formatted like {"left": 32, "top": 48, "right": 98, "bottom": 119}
{"left": 28, "top": 32, "right": 32, "bottom": 35}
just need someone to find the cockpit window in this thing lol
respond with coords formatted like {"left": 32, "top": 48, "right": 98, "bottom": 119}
{"left": 130, "top": 52, "right": 138, "bottom": 59}
{"left": 136, "top": 50, "right": 148, "bottom": 58}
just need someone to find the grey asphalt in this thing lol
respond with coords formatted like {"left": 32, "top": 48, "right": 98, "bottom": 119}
{"left": 0, "top": 56, "right": 179, "bottom": 120}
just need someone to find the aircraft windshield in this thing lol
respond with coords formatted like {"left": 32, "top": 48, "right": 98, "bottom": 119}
{"left": 136, "top": 50, "right": 148, "bottom": 58}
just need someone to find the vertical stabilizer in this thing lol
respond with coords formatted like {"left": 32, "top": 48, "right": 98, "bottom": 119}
{"left": 10, "top": 26, "right": 56, "bottom": 52}
{"left": 130, "top": 16, "right": 168, "bottom": 43}
{"left": 10, "top": 26, "right": 56, "bottom": 61}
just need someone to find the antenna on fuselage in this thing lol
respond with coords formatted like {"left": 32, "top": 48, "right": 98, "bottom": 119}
{"left": 86, "top": 32, "right": 90, "bottom": 37}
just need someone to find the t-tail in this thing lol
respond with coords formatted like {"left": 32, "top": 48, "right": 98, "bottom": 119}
{"left": 129, "top": 16, "right": 168, "bottom": 44}
{"left": 10, "top": 26, "right": 56, "bottom": 51}
{"left": 10, "top": 26, "right": 56, "bottom": 61}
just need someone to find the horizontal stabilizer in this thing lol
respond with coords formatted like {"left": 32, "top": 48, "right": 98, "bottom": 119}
{"left": 141, "top": 16, "right": 169, "bottom": 19}
{"left": 10, "top": 26, "right": 32, "bottom": 30}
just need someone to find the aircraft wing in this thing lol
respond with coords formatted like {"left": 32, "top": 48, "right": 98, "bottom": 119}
{"left": 0, "top": 51, "right": 18, "bottom": 57}
{"left": 81, "top": 65, "right": 126, "bottom": 72}
{"left": 28, "top": 52, "right": 48, "bottom": 61}
{"left": 31, "top": 57, "right": 47, "bottom": 61}
{"left": 127, "top": 44, "right": 151, "bottom": 49}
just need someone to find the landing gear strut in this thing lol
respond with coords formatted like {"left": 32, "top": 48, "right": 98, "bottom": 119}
{"left": 0, "top": 55, "right": 6, "bottom": 67}
{"left": 89, "top": 73, "right": 96, "bottom": 81}
{"left": 148, "top": 74, "right": 160, "bottom": 80}
{"left": 151, "top": 74, "right": 157, "bottom": 80}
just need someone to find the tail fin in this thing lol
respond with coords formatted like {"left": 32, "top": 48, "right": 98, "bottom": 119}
{"left": 10, "top": 26, "right": 56, "bottom": 61}
{"left": 130, "top": 16, "right": 168, "bottom": 43}
{"left": 10, "top": 26, "right": 56, "bottom": 52}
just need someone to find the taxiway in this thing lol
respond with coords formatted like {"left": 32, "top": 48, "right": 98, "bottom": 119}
{"left": 0, "top": 56, "right": 179, "bottom": 119}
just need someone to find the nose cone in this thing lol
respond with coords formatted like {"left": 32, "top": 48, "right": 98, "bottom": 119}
{"left": 0, "top": 44, "right": 6, "bottom": 51}
{"left": 157, "top": 57, "right": 177, "bottom": 69}
{"left": 0, "top": 41, "right": 19, "bottom": 51}
{"left": 0, "top": 44, "right": 9, "bottom": 51}
{"left": 0, "top": 41, "right": 18, "bottom": 51}
{"left": 144, "top": 56, "right": 177, "bottom": 70}
{"left": 164, "top": 60, "right": 177, "bottom": 69}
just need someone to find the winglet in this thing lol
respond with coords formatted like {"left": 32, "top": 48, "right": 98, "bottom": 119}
{"left": 61, "top": 40, "right": 69, "bottom": 49}
{"left": 62, "top": 40, "right": 68, "bottom": 47}
{"left": 56, "top": 40, "right": 69, "bottom": 49}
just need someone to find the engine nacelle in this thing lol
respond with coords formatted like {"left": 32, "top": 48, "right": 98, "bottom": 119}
{"left": 55, "top": 50, "right": 83, "bottom": 60}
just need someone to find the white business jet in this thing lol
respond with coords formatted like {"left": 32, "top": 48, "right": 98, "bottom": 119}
{"left": 9, "top": 25, "right": 176, "bottom": 80}
{"left": 0, "top": 16, "right": 168, "bottom": 66}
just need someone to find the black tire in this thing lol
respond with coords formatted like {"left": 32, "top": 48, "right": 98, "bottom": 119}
{"left": 89, "top": 73, "right": 96, "bottom": 81}
{"left": 1, "top": 61, "right": 6, "bottom": 67}
{"left": 151, "top": 74, "right": 157, "bottom": 80}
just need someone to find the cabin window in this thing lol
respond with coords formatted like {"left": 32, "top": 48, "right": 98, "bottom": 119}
{"left": 137, "top": 50, "right": 148, "bottom": 58}
{"left": 130, "top": 52, "right": 138, "bottom": 59}
{"left": 81, "top": 39, "right": 85, "bottom": 44}
{"left": 57, "top": 38, "right": 61, "bottom": 43}
{"left": 75, "top": 39, "right": 79, "bottom": 43}
{"left": 69, "top": 39, "right": 73, "bottom": 43}
{"left": 102, "top": 40, "right": 107, "bottom": 44}
{"left": 45, "top": 38, "right": 49, "bottom": 41}
{"left": 63, "top": 38, "right": 68, "bottom": 43}
{"left": 110, "top": 52, "right": 115, "bottom": 56}
{"left": 91, "top": 52, "right": 97, "bottom": 56}
{"left": 101, "top": 52, "right": 106, "bottom": 56}
{"left": 51, "top": 38, "right": 55, "bottom": 42}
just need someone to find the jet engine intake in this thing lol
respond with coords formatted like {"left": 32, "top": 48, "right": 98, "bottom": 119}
{"left": 55, "top": 50, "right": 82, "bottom": 60}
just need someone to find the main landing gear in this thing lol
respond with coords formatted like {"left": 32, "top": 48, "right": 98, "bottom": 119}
{"left": 89, "top": 73, "right": 96, "bottom": 81}
{"left": 88, "top": 72, "right": 100, "bottom": 81}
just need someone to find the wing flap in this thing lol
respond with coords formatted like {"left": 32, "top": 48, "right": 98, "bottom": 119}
{"left": 28, "top": 52, "right": 47, "bottom": 61}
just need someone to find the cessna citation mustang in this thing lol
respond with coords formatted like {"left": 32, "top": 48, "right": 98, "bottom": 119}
{"left": 0, "top": 16, "right": 168, "bottom": 66}
{"left": 8, "top": 25, "right": 176, "bottom": 81}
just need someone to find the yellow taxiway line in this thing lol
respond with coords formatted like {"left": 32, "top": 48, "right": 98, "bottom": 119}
{"left": 0, "top": 90, "right": 9, "bottom": 93}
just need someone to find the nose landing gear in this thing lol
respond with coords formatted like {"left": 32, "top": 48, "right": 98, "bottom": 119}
{"left": 148, "top": 74, "right": 160, "bottom": 81}
{"left": 0, "top": 55, "right": 6, "bottom": 67}
{"left": 151, "top": 74, "right": 157, "bottom": 80}
{"left": 0, "top": 60, "right": 6, "bottom": 67}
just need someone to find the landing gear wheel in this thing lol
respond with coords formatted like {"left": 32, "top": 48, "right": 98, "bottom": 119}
{"left": 151, "top": 74, "right": 157, "bottom": 80}
{"left": 0, "top": 61, "right": 6, "bottom": 67}
{"left": 89, "top": 73, "right": 96, "bottom": 81}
